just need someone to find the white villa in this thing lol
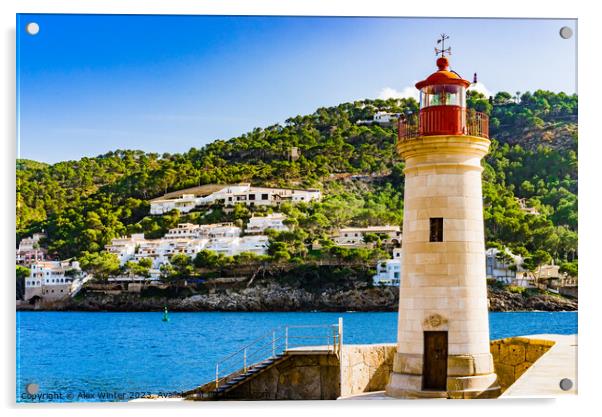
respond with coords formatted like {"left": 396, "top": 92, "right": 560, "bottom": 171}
{"left": 373, "top": 249, "right": 403, "bottom": 286}
{"left": 245, "top": 213, "right": 289, "bottom": 234}
{"left": 150, "top": 184, "right": 321, "bottom": 215}
{"left": 333, "top": 225, "right": 402, "bottom": 248}
{"left": 163, "top": 223, "right": 241, "bottom": 239}
{"left": 24, "top": 260, "right": 81, "bottom": 302}
{"left": 485, "top": 247, "right": 536, "bottom": 288}
{"left": 105, "top": 233, "right": 147, "bottom": 264}
{"left": 16, "top": 233, "right": 47, "bottom": 266}
{"left": 205, "top": 236, "right": 270, "bottom": 257}
{"left": 356, "top": 111, "right": 401, "bottom": 126}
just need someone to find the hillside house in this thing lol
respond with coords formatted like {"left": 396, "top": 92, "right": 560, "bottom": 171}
{"left": 245, "top": 213, "right": 289, "bottom": 234}
{"left": 16, "top": 233, "right": 47, "bottom": 266}
{"left": 535, "top": 264, "right": 561, "bottom": 292}
{"left": 333, "top": 225, "right": 401, "bottom": 248}
{"left": 485, "top": 247, "right": 536, "bottom": 288}
{"left": 356, "top": 111, "right": 401, "bottom": 126}
{"left": 24, "top": 260, "right": 81, "bottom": 302}
{"left": 150, "top": 184, "right": 321, "bottom": 215}
{"left": 516, "top": 198, "right": 540, "bottom": 215}
{"left": 105, "top": 233, "right": 146, "bottom": 264}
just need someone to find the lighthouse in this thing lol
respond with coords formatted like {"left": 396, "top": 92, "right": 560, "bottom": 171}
{"left": 386, "top": 36, "right": 500, "bottom": 399}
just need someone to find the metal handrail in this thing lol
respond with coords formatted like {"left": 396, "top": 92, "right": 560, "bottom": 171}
{"left": 214, "top": 318, "right": 343, "bottom": 388}
{"left": 397, "top": 109, "right": 489, "bottom": 141}
{"left": 215, "top": 327, "right": 279, "bottom": 365}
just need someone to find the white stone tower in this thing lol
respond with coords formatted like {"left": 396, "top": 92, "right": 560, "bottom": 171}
{"left": 385, "top": 43, "right": 500, "bottom": 399}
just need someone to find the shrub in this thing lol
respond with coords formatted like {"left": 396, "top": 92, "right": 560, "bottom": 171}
{"left": 507, "top": 285, "right": 526, "bottom": 294}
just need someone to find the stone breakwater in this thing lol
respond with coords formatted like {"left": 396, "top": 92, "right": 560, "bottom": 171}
{"left": 48, "top": 284, "right": 577, "bottom": 312}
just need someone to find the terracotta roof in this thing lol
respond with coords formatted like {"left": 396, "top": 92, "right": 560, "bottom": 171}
{"left": 415, "top": 57, "right": 471, "bottom": 90}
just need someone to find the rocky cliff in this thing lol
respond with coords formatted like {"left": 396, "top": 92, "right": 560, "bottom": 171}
{"left": 53, "top": 284, "right": 577, "bottom": 312}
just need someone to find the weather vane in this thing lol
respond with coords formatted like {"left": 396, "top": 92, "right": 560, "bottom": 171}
{"left": 435, "top": 33, "right": 451, "bottom": 57}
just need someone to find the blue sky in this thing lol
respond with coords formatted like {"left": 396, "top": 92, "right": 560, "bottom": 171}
{"left": 17, "top": 15, "right": 576, "bottom": 163}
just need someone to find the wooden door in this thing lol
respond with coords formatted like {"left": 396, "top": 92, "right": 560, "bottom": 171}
{"left": 423, "top": 331, "right": 448, "bottom": 390}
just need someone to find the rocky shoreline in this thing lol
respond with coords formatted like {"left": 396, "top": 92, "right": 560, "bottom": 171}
{"left": 22, "top": 284, "right": 577, "bottom": 312}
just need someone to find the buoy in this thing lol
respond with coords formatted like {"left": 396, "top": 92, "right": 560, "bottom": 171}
{"left": 162, "top": 306, "right": 169, "bottom": 322}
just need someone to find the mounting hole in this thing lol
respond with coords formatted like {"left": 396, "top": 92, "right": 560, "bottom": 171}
{"left": 559, "top": 378, "right": 573, "bottom": 391}
{"left": 559, "top": 26, "right": 573, "bottom": 39}
{"left": 25, "top": 383, "right": 39, "bottom": 395}
{"left": 26, "top": 22, "right": 40, "bottom": 36}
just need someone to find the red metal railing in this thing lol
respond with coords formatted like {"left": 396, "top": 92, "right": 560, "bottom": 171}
{"left": 398, "top": 108, "right": 489, "bottom": 141}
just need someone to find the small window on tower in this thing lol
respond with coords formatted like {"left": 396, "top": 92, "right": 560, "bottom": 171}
{"left": 429, "top": 218, "right": 443, "bottom": 242}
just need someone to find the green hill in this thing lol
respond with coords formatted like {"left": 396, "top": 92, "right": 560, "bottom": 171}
{"left": 16, "top": 90, "right": 577, "bottom": 276}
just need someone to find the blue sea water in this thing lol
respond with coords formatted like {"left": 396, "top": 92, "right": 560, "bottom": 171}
{"left": 16, "top": 311, "right": 577, "bottom": 402}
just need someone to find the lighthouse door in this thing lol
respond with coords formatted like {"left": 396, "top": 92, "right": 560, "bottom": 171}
{"left": 423, "top": 331, "right": 448, "bottom": 390}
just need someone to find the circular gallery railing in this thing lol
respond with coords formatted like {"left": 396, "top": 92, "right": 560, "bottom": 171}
{"left": 397, "top": 109, "right": 489, "bottom": 142}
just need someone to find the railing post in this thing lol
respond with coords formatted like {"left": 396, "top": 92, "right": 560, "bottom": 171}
{"left": 285, "top": 327, "right": 289, "bottom": 351}
{"left": 215, "top": 363, "right": 219, "bottom": 388}
{"left": 272, "top": 330, "right": 276, "bottom": 357}
{"left": 243, "top": 348, "right": 247, "bottom": 373}
{"left": 338, "top": 317, "right": 343, "bottom": 355}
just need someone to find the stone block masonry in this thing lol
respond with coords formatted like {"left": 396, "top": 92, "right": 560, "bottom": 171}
{"left": 224, "top": 353, "right": 340, "bottom": 400}
{"left": 339, "top": 344, "right": 397, "bottom": 397}
{"left": 490, "top": 337, "right": 554, "bottom": 392}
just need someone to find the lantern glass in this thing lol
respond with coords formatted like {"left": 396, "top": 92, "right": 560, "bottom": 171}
{"left": 420, "top": 84, "right": 466, "bottom": 108}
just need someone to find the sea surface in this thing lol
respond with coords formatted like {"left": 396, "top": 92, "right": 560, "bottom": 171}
{"left": 16, "top": 311, "right": 577, "bottom": 402}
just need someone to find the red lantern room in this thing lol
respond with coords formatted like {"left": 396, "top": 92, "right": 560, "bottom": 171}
{"left": 415, "top": 55, "right": 470, "bottom": 136}
{"left": 398, "top": 36, "right": 489, "bottom": 141}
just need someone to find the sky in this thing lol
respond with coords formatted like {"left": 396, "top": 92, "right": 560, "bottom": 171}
{"left": 16, "top": 14, "right": 577, "bottom": 163}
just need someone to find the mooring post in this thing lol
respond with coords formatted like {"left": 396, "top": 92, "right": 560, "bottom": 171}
{"left": 285, "top": 327, "right": 289, "bottom": 351}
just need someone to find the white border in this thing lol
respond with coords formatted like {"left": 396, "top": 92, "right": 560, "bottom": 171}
{"left": 2, "top": 1, "right": 598, "bottom": 417}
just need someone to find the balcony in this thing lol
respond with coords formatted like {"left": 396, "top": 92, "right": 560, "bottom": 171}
{"left": 397, "top": 108, "right": 489, "bottom": 142}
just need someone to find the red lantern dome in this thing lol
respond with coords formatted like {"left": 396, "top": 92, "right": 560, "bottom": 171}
{"left": 414, "top": 56, "right": 471, "bottom": 136}
{"left": 415, "top": 56, "right": 471, "bottom": 90}
{"left": 397, "top": 41, "right": 490, "bottom": 142}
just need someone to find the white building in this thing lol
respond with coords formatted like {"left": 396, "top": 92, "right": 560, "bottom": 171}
{"left": 16, "top": 233, "right": 47, "bottom": 265}
{"left": 105, "top": 220, "right": 270, "bottom": 275}
{"left": 373, "top": 258, "right": 402, "bottom": 286}
{"left": 201, "top": 223, "right": 241, "bottom": 239}
{"left": 163, "top": 223, "right": 201, "bottom": 239}
{"left": 373, "top": 111, "right": 398, "bottom": 124}
{"left": 356, "top": 111, "right": 401, "bottom": 126}
{"left": 485, "top": 247, "right": 536, "bottom": 288}
{"left": 149, "top": 194, "right": 199, "bottom": 215}
{"left": 150, "top": 184, "right": 322, "bottom": 215}
{"left": 203, "top": 184, "right": 321, "bottom": 208}
{"left": 24, "top": 260, "right": 81, "bottom": 302}
{"left": 333, "top": 225, "right": 401, "bottom": 248}
{"left": 163, "top": 223, "right": 241, "bottom": 240}
{"left": 105, "top": 233, "right": 146, "bottom": 264}
{"left": 132, "top": 239, "right": 210, "bottom": 269}
{"left": 205, "top": 236, "right": 270, "bottom": 257}
{"left": 246, "top": 213, "right": 289, "bottom": 234}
